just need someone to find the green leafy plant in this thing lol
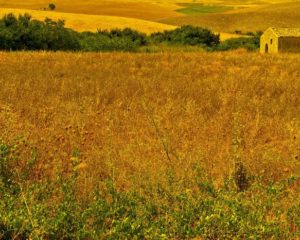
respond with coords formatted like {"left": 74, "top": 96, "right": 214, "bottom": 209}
{"left": 150, "top": 25, "right": 220, "bottom": 47}
{"left": 0, "top": 141, "right": 299, "bottom": 239}
{"left": 48, "top": 3, "right": 56, "bottom": 11}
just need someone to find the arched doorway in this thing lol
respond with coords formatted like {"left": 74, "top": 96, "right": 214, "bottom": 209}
{"left": 265, "top": 44, "right": 269, "bottom": 53}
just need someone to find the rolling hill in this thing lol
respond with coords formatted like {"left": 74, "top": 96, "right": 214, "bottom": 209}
{"left": 1, "top": 0, "right": 299, "bottom": 38}
{"left": 0, "top": 8, "right": 177, "bottom": 34}
{"left": 0, "top": 0, "right": 183, "bottom": 21}
{"left": 162, "top": 1, "right": 300, "bottom": 33}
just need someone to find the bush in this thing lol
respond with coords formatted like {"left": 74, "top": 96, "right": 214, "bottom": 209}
{"left": 0, "top": 142, "right": 17, "bottom": 190}
{"left": 0, "top": 13, "right": 263, "bottom": 52}
{"left": 0, "top": 14, "right": 80, "bottom": 51}
{"left": 48, "top": 3, "right": 56, "bottom": 11}
{"left": 100, "top": 28, "right": 147, "bottom": 45}
{"left": 79, "top": 28, "right": 147, "bottom": 52}
{"left": 0, "top": 14, "right": 147, "bottom": 52}
{"left": 215, "top": 32, "right": 262, "bottom": 51}
{"left": 150, "top": 25, "right": 220, "bottom": 47}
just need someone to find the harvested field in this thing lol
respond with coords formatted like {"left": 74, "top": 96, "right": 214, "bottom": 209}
{"left": 0, "top": 8, "right": 177, "bottom": 34}
{"left": 163, "top": 1, "right": 300, "bottom": 32}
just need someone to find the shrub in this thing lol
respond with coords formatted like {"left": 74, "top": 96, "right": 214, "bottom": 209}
{"left": 80, "top": 28, "right": 147, "bottom": 52}
{"left": 215, "top": 31, "right": 262, "bottom": 51}
{"left": 0, "top": 14, "right": 80, "bottom": 51}
{"left": 100, "top": 28, "right": 147, "bottom": 45}
{"left": 0, "top": 142, "right": 16, "bottom": 189}
{"left": 0, "top": 14, "right": 147, "bottom": 52}
{"left": 48, "top": 3, "right": 56, "bottom": 11}
{"left": 234, "top": 162, "right": 250, "bottom": 191}
{"left": 42, "top": 18, "right": 81, "bottom": 51}
{"left": 0, "top": 13, "right": 264, "bottom": 52}
{"left": 150, "top": 25, "right": 220, "bottom": 47}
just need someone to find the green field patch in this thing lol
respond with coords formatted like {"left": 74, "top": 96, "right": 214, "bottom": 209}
{"left": 176, "top": 3, "right": 233, "bottom": 15}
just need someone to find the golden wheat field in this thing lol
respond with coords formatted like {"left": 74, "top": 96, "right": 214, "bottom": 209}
{"left": 0, "top": 0, "right": 182, "bottom": 34}
{"left": 0, "top": 51, "right": 299, "bottom": 191}
{"left": 162, "top": 1, "right": 300, "bottom": 33}
{"left": 0, "top": 8, "right": 243, "bottom": 40}
{"left": 0, "top": 1, "right": 182, "bottom": 21}
{"left": 2, "top": 0, "right": 300, "bottom": 36}
{"left": 0, "top": 8, "right": 177, "bottom": 34}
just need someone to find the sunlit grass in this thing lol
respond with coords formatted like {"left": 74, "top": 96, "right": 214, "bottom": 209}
{"left": 0, "top": 51, "right": 300, "bottom": 238}
{"left": 0, "top": 51, "right": 299, "bottom": 188}
{"left": 176, "top": 3, "right": 233, "bottom": 16}
{"left": 0, "top": 8, "right": 177, "bottom": 34}
{"left": 163, "top": 1, "right": 300, "bottom": 33}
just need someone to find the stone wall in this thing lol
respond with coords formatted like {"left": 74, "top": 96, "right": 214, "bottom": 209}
{"left": 278, "top": 37, "right": 300, "bottom": 53}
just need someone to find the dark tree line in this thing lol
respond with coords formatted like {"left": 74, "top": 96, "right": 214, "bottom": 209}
{"left": 0, "top": 13, "right": 80, "bottom": 50}
{"left": 0, "top": 13, "right": 260, "bottom": 52}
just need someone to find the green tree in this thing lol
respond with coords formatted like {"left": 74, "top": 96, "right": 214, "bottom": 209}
{"left": 48, "top": 3, "right": 56, "bottom": 11}
{"left": 150, "top": 25, "right": 220, "bottom": 47}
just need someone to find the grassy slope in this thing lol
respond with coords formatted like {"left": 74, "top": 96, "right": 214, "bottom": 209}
{"left": 0, "top": 0, "right": 183, "bottom": 20}
{"left": 3, "top": 0, "right": 294, "bottom": 38}
{"left": 0, "top": 0, "right": 159, "bottom": 9}
{"left": 0, "top": 8, "right": 248, "bottom": 40}
{"left": 0, "top": 8, "right": 244, "bottom": 40}
{"left": 0, "top": 8, "right": 177, "bottom": 34}
{"left": 163, "top": 1, "right": 300, "bottom": 32}
{"left": 0, "top": 0, "right": 182, "bottom": 35}
{"left": 176, "top": 3, "right": 234, "bottom": 16}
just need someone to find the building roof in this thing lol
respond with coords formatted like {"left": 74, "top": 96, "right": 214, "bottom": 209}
{"left": 270, "top": 27, "right": 300, "bottom": 37}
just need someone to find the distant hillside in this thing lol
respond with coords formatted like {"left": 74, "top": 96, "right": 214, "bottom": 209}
{"left": 0, "top": 8, "right": 177, "bottom": 34}
{"left": 162, "top": 1, "right": 300, "bottom": 33}
{"left": 1, "top": 0, "right": 299, "bottom": 37}
{"left": 0, "top": 0, "right": 183, "bottom": 20}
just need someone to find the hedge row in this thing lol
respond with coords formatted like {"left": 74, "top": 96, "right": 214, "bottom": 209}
{"left": 0, "top": 13, "right": 261, "bottom": 52}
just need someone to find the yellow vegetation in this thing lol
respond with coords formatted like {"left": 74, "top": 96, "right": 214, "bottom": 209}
{"left": 0, "top": 0, "right": 178, "bottom": 12}
{"left": 0, "top": 8, "right": 177, "bottom": 34}
{"left": 163, "top": 1, "right": 300, "bottom": 33}
{"left": 2, "top": 0, "right": 294, "bottom": 38}
{"left": 0, "top": 8, "right": 245, "bottom": 40}
{"left": 0, "top": 0, "right": 184, "bottom": 19}
{"left": 0, "top": 51, "right": 299, "bottom": 190}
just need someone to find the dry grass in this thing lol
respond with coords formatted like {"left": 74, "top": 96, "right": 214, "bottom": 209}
{"left": 3, "top": 0, "right": 296, "bottom": 38}
{"left": 219, "top": 32, "right": 248, "bottom": 41}
{"left": 0, "top": 0, "right": 184, "bottom": 18}
{"left": 0, "top": 0, "right": 295, "bottom": 10}
{"left": 0, "top": 8, "right": 246, "bottom": 40}
{"left": 0, "top": 8, "right": 177, "bottom": 34}
{"left": 0, "top": 0, "right": 177, "bottom": 11}
{"left": 0, "top": 51, "right": 299, "bottom": 191}
{"left": 162, "top": 1, "right": 300, "bottom": 33}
